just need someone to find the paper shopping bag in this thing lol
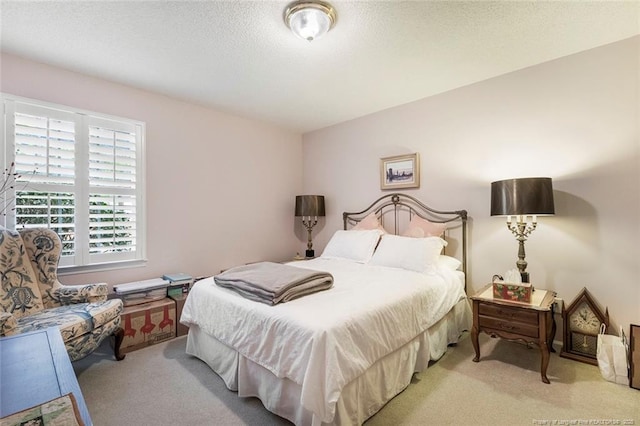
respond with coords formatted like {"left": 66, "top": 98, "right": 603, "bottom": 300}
{"left": 597, "top": 324, "right": 629, "bottom": 385}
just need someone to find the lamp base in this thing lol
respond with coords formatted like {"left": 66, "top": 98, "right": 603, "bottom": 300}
{"left": 520, "top": 271, "right": 530, "bottom": 283}
{"left": 305, "top": 249, "right": 315, "bottom": 258}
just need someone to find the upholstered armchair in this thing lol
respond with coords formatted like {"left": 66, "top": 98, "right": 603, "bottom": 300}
{"left": 0, "top": 226, "right": 125, "bottom": 361}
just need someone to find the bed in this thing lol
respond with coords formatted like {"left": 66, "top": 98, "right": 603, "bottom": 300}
{"left": 181, "top": 193, "right": 471, "bottom": 425}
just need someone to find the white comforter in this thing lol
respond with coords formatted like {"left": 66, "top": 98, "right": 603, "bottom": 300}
{"left": 181, "top": 258, "right": 466, "bottom": 423}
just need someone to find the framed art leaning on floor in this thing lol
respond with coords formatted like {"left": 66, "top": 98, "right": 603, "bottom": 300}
{"left": 631, "top": 324, "right": 640, "bottom": 390}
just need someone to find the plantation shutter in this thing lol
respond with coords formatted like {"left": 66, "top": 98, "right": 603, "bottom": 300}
{"left": 87, "top": 117, "right": 139, "bottom": 263}
{"left": 12, "top": 104, "right": 78, "bottom": 264}
{"left": 3, "top": 96, "right": 145, "bottom": 269}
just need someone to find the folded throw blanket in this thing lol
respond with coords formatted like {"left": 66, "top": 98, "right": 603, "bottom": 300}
{"left": 214, "top": 262, "right": 333, "bottom": 305}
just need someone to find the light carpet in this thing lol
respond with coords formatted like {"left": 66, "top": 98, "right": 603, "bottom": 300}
{"left": 73, "top": 333, "right": 640, "bottom": 425}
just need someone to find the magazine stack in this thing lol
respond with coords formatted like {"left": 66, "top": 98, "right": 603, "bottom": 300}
{"left": 113, "top": 278, "right": 170, "bottom": 307}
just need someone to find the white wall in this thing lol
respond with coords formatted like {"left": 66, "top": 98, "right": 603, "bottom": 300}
{"left": 1, "top": 37, "right": 637, "bottom": 334}
{"left": 0, "top": 53, "right": 304, "bottom": 288}
{"left": 302, "top": 36, "right": 640, "bottom": 334}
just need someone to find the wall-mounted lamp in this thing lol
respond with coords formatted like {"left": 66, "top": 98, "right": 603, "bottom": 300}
{"left": 491, "top": 177, "right": 555, "bottom": 283}
{"left": 284, "top": 1, "right": 336, "bottom": 42}
{"left": 295, "top": 195, "right": 326, "bottom": 258}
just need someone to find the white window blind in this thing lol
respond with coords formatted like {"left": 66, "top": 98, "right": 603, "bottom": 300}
{"left": 86, "top": 117, "right": 139, "bottom": 264}
{"left": 2, "top": 95, "right": 146, "bottom": 270}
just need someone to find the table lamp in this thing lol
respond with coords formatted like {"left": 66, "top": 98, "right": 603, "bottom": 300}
{"left": 295, "top": 195, "right": 325, "bottom": 258}
{"left": 491, "top": 177, "right": 555, "bottom": 283}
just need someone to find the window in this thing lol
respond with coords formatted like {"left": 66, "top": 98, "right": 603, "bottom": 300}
{"left": 2, "top": 95, "right": 146, "bottom": 271}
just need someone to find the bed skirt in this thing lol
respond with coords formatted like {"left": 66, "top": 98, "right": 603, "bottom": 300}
{"left": 185, "top": 297, "right": 472, "bottom": 426}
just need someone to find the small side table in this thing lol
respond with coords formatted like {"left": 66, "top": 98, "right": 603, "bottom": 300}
{"left": 0, "top": 328, "right": 92, "bottom": 424}
{"left": 470, "top": 283, "right": 557, "bottom": 384}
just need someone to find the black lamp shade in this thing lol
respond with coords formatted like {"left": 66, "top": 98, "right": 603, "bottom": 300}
{"left": 295, "top": 195, "right": 326, "bottom": 217}
{"left": 491, "top": 178, "right": 555, "bottom": 216}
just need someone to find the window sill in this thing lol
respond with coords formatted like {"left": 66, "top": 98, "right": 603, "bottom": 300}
{"left": 58, "top": 259, "right": 148, "bottom": 277}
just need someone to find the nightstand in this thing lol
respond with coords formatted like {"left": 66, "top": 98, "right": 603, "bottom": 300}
{"left": 290, "top": 258, "right": 313, "bottom": 262}
{"left": 470, "top": 283, "right": 557, "bottom": 384}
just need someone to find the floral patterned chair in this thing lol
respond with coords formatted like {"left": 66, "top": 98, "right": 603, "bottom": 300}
{"left": 0, "top": 226, "right": 125, "bottom": 361}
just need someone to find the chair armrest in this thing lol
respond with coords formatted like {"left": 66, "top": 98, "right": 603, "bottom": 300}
{"left": 52, "top": 283, "right": 109, "bottom": 304}
{"left": 0, "top": 312, "right": 17, "bottom": 336}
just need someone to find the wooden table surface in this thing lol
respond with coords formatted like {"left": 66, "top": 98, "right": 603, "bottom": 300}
{"left": 0, "top": 327, "right": 92, "bottom": 425}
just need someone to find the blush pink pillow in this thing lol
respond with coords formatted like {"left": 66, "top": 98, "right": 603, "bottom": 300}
{"left": 402, "top": 216, "right": 446, "bottom": 238}
{"left": 353, "top": 212, "right": 386, "bottom": 233}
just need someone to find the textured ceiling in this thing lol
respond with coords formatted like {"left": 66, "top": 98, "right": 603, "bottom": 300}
{"left": 1, "top": 1, "right": 638, "bottom": 133}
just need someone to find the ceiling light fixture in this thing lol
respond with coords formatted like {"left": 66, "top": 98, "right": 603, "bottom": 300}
{"left": 284, "top": 1, "right": 336, "bottom": 42}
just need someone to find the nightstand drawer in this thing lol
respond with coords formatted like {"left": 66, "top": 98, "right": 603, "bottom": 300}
{"left": 479, "top": 316, "right": 539, "bottom": 338}
{"left": 479, "top": 303, "right": 538, "bottom": 325}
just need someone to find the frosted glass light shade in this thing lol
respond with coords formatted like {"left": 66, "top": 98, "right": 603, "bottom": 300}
{"left": 284, "top": 1, "right": 336, "bottom": 42}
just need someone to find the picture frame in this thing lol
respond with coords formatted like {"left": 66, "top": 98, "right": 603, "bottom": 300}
{"left": 631, "top": 324, "right": 640, "bottom": 390}
{"left": 380, "top": 153, "right": 420, "bottom": 190}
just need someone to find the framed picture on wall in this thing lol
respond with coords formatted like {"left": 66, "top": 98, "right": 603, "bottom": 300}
{"left": 380, "top": 153, "right": 420, "bottom": 190}
{"left": 631, "top": 324, "right": 640, "bottom": 390}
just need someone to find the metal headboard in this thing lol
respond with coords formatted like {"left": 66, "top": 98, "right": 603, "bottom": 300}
{"left": 343, "top": 193, "right": 468, "bottom": 290}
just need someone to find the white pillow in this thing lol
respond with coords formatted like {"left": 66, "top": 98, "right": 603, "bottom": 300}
{"left": 321, "top": 229, "right": 383, "bottom": 263}
{"left": 368, "top": 234, "right": 447, "bottom": 273}
{"left": 438, "top": 255, "right": 462, "bottom": 271}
